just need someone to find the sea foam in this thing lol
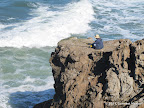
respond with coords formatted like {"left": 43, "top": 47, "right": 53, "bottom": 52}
{"left": 0, "top": 76, "right": 54, "bottom": 108}
{"left": 0, "top": 0, "right": 94, "bottom": 48}
{"left": 90, "top": 0, "right": 144, "bottom": 41}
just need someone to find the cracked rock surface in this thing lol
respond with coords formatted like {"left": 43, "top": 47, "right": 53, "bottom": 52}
{"left": 34, "top": 37, "right": 144, "bottom": 108}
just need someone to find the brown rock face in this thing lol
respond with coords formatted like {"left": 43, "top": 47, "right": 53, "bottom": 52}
{"left": 34, "top": 38, "right": 144, "bottom": 108}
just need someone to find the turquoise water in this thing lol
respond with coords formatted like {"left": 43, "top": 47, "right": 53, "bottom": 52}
{"left": 0, "top": 47, "right": 55, "bottom": 108}
{"left": 0, "top": 0, "right": 144, "bottom": 107}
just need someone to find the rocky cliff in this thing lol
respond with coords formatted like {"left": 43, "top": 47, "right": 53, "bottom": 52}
{"left": 34, "top": 37, "right": 144, "bottom": 108}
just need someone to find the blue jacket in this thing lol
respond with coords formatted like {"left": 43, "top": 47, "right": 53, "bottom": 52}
{"left": 92, "top": 38, "right": 103, "bottom": 49}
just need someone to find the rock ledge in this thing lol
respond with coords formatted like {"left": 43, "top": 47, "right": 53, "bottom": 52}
{"left": 34, "top": 38, "right": 144, "bottom": 108}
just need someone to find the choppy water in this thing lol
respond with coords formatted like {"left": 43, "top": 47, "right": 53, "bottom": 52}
{"left": 0, "top": 0, "right": 144, "bottom": 108}
{"left": 0, "top": 47, "right": 55, "bottom": 108}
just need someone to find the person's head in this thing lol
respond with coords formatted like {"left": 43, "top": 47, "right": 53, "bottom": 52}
{"left": 95, "top": 34, "right": 100, "bottom": 39}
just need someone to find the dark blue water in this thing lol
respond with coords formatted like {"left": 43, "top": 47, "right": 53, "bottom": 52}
{"left": 0, "top": 0, "right": 79, "bottom": 24}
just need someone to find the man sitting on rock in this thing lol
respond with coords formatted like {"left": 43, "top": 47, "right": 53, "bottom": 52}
{"left": 91, "top": 34, "right": 104, "bottom": 49}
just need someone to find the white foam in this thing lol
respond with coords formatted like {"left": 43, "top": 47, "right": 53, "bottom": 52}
{"left": 90, "top": 0, "right": 144, "bottom": 41}
{"left": 0, "top": 76, "right": 54, "bottom": 108}
{"left": 24, "top": 76, "right": 35, "bottom": 83}
{"left": 0, "top": 0, "right": 94, "bottom": 48}
{"left": 0, "top": 23, "right": 9, "bottom": 30}
{"left": 7, "top": 17, "right": 15, "bottom": 20}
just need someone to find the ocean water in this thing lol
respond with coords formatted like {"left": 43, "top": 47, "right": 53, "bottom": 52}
{"left": 0, "top": 0, "right": 144, "bottom": 108}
